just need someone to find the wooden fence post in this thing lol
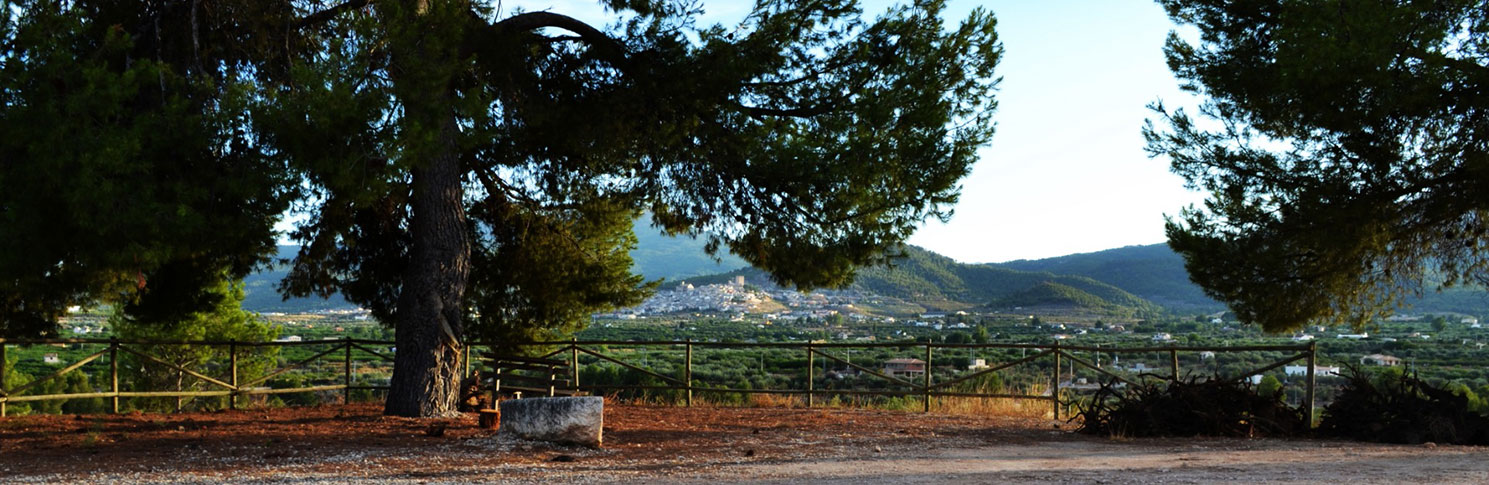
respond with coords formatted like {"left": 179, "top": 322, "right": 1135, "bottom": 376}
{"left": 806, "top": 343, "right": 814, "bottom": 408}
{"left": 1170, "top": 347, "right": 1180, "bottom": 382}
{"left": 571, "top": 338, "right": 579, "bottom": 391}
{"left": 110, "top": 338, "right": 119, "bottom": 414}
{"left": 547, "top": 364, "right": 557, "bottom": 397}
{"left": 229, "top": 341, "right": 238, "bottom": 410}
{"left": 1051, "top": 341, "right": 1061, "bottom": 421}
{"left": 343, "top": 337, "right": 353, "bottom": 404}
{"left": 1, "top": 339, "right": 7, "bottom": 417}
{"left": 923, "top": 343, "right": 932, "bottom": 413}
{"left": 684, "top": 340, "right": 693, "bottom": 408}
{"left": 1305, "top": 341, "right": 1317, "bottom": 428}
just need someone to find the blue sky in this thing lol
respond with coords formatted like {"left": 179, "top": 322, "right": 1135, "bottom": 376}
{"left": 503, "top": 0, "right": 1208, "bottom": 263}
{"left": 902, "top": 0, "right": 1205, "bottom": 263}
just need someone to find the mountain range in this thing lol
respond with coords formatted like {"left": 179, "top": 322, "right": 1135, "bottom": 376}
{"left": 243, "top": 228, "right": 1489, "bottom": 318}
{"left": 677, "top": 244, "right": 1186, "bottom": 317}
{"left": 240, "top": 247, "right": 352, "bottom": 313}
{"left": 237, "top": 239, "right": 1240, "bottom": 315}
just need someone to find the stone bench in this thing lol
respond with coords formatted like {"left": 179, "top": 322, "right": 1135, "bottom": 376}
{"left": 498, "top": 396, "right": 603, "bottom": 447}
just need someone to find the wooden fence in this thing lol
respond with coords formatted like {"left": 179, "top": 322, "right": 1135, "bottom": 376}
{"left": 515, "top": 340, "right": 1319, "bottom": 422}
{"left": 0, "top": 337, "right": 394, "bottom": 416}
{"left": 0, "top": 338, "right": 1318, "bottom": 423}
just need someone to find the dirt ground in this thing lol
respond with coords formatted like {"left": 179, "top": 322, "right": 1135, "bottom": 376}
{"left": 1, "top": 402, "right": 1485, "bottom": 484}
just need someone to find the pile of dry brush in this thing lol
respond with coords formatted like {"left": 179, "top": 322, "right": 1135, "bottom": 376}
{"left": 1076, "top": 368, "right": 1489, "bottom": 445}
{"left": 1074, "top": 377, "right": 1306, "bottom": 438}
{"left": 1317, "top": 367, "right": 1489, "bottom": 445}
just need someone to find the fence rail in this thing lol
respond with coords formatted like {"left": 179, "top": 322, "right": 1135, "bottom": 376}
{"left": 0, "top": 338, "right": 1317, "bottom": 423}
{"left": 0, "top": 337, "right": 395, "bottom": 416}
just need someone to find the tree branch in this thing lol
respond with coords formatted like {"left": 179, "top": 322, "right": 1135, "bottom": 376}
{"left": 298, "top": 0, "right": 374, "bottom": 29}
{"left": 745, "top": 56, "right": 856, "bottom": 89}
{"left": 472, "top": 168, "right": 602, "bottom": 264}
{"left": 741, "top": 103, "right": 839, "bottom": 119}
{"left": 489, "top": 11, "right": 630, "bottom": 68}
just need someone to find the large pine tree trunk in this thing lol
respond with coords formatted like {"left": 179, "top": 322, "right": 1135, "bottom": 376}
{"left": 384, "top": 116, "right": 470, "bottom": 417}
{"left": 382, "top": 0, "right": 472, "bottom": 418}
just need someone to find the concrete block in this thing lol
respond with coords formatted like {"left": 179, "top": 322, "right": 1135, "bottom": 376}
{"left": 498, "top": 396, "right": 603, "bottom": 447}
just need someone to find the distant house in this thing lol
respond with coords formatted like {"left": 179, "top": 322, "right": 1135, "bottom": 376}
{"left": 1284, "top": 365, "right": 1340, "bottom": 377}
{"left": 1151, "top": 333, "right": 1173, "bottom": 342}
{"left": 884, "top": 358, "right": 926, "bottom": 378}
{"left": 1336, "top": 333, "right": 1369, "bottom": 340}
{"left": 968, "top": 358, "right": 989, "bottom": 371}
{"left": 43, "top": 353, "right": 60, "bottom": 364}
{"left": 1361, "top": 354, "right": 1401, "bottom": 366}
{"left": 275, "top": 335, "right": 303, "bottom": 343}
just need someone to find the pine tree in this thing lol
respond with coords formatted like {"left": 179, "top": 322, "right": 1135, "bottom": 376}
{"left": 1150, "top": 0, "right": 1489, "bottom": 332}
{"left": 2, "top": 0, "right": 1003, "bottom": 417}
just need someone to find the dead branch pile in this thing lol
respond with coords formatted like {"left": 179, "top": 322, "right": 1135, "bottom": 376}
{"left": 1318, "top": 367, "right": 1489, "bottom": 445}
{"left": 1075, "top": 377, "right": 1305, "bottom": 438}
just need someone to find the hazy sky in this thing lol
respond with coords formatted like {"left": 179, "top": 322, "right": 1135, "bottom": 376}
{"left": 500, "top": 0, "right": 1207, "bottom": 264}
{"left": 903, "top": 1, "right": 1206, "bottom": 263}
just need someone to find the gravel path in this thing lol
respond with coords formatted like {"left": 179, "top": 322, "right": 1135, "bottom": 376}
{"left": 3, "top": 403, "right": 1486, "bottom": 483}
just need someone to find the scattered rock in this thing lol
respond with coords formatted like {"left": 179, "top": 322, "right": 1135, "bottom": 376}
{"left": 425, "top": 424, "right": 447, "bottom": 437}
{"left": 745, "top": 449, "right": 756, "bottom": 457}
{"left": 550, "top": 454, "right": 576, "bottom": 462}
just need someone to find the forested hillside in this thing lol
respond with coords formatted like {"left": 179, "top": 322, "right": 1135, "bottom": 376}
{"left": 996, "top": 244, "right": 1489, "bottom": 317}
{"left": 685, "top": 246, "right": 1162, "bottom": 316}
{"left": 244, "top": 240, "right": 1489, "bottom": 319}
{"left": 241, "top": 247, "right": 353, "bottom": 313}
{"left": 630, "top": 226, "right": 748, "bottom": 281}
{"left": 996, "top": 244, "right": 1221, "bottom": 311}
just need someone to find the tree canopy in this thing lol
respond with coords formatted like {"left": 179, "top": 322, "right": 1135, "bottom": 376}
{"left": 1, "top": 0, "right": 1002, "bottom": 416}
{"left": 1149, "top": 0, "right": 1489, "bottom": 332}
{"left": 0, "top": 1, "right": 293, "bottom": 337}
